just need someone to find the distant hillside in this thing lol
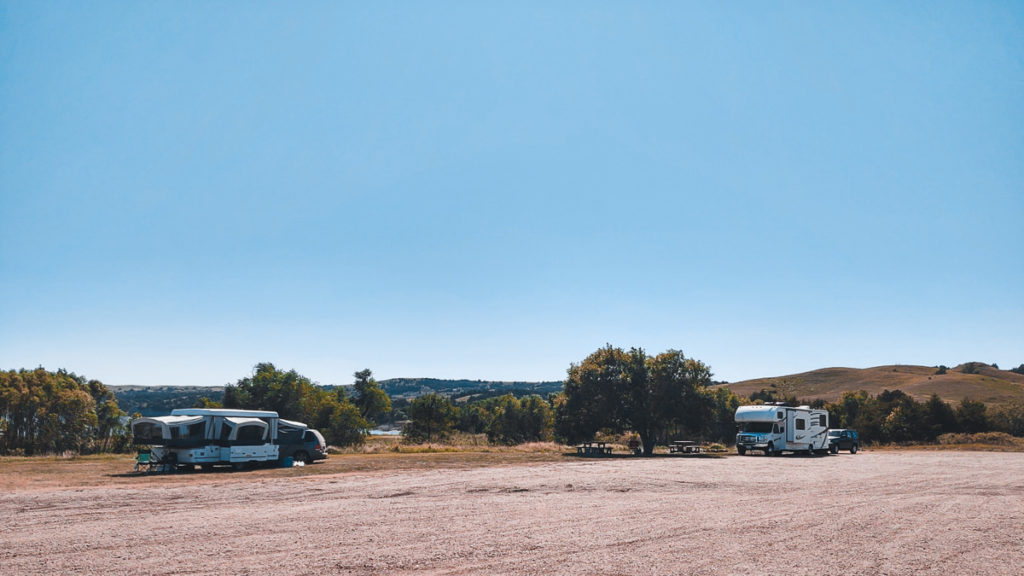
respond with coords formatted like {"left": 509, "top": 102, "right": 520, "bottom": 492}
{"left": 376, "top": 378, "right": 564, "bottom": 402}
{"left": 111, "top": 379, "right": 564, "bottom": 415}
{"left": 110, "top": 385, "right": 224, "bottom": 417}
{"left": 718, "top": 363, "right": 1024, "bottom": 406}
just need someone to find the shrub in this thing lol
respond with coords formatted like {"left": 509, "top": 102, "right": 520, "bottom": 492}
{"left": 937, "top": 432, "right": 1023, "bottom": 447}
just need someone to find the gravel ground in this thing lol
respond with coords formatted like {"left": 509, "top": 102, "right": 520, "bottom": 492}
{"left": 2, "top": 451, "right": 1022, "bottom": 575}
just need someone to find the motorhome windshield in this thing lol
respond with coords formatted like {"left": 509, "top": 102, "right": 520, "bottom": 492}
{"left": 740, "top": 422, "right": 774, "bottom": 433}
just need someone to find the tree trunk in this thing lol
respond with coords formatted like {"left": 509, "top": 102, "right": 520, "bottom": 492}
{"left": 641, "top": 431, "right": 655, "bottom": 456}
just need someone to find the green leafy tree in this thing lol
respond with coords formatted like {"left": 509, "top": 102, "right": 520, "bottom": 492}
{"left": 404, "top": 393, "right": 457, "bottom": 442}
{"left": 955, "top": 398, "right": 989, "bottom": 433}
{"left": 518, "top": 394, "right": 554, "bottom": 442}
{"left": 194, "top": 396, "right": 223, "bottom": 409}
{"left": 826, "top": 390, "right": 882, "bottom": 442}
{"left": 922, "top": 394, "right": 957, "bottom": 441}
{"left": 483, "top": 394, "right": 554, "bottom": 444}
{"left": 990, "top": 400, "right": 1024, "bottom": 437}
{"left": 555, "top": 345, "right": 712, "bottom": 455}
{"left": 703, "top": 386, "right": 744, "bottom": 443}
{"left": 457, "top": 402, "right": 489, "bottom": 434}
{"left": 352, "top": 369, "right": 392, "bottom": 425}
{"left": 223, "top": 362, "right": 368, "bottom": 447}
{"left": 0, "top": 368, "right": 127, "bottom": 455}
{"left": 222, "top": 362, "right": 307, "bottom": 421}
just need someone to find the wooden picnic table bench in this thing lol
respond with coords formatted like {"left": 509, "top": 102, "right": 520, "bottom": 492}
{"left": 669, "top": 440, "right": 702, "bottom": 454}
{"left": 576, "top": 441, "right": 613, "bottom": 456}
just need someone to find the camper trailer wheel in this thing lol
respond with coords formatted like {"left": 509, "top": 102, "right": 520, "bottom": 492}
{"left": 293, "top": 451, "right": 309, "bottom": 465}
{"left": 201, "top": 464, "right": 213, "bottom": 471}
{"left": 765, "top": 443, "right": 775, "bottom": 457}
{"left": 737, "top": 446, "right": 746, "bottom": 456}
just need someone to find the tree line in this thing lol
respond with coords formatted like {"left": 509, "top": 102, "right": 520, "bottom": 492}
{"left": 219, "top": 363, "right": 390, "bottom": 447}
{"left": 823, "top": 389, "right": 1024, "bottom": 443}
{"left": 4, "top": 352, "right": 1022, "bottom": 456}
{"left": 396, "top": 345, "right": 744, "bottom": 452}
{"left": 0, "top": 368, "right": 129, "bottom": 455}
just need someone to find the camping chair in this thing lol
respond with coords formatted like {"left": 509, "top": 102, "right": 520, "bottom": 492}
{"left": 135, "top": 449, "right": 153, "bottom": 472}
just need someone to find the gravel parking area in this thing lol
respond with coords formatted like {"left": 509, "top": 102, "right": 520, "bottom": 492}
{"left": 2, "top": 451, "right": 1022, "bottom": 575}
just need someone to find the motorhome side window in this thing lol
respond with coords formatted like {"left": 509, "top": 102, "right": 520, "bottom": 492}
{"left": 796, "top": 419, "right": 806, "bottom": 430}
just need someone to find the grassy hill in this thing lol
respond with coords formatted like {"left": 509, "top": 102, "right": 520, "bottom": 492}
{"left": 718, "top": 363, "right": 1024, "bottom": 406}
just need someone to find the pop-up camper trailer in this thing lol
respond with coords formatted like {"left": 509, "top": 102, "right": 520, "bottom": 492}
{"left": 734, "top": 404, "right": 829, "bottom": 456}
{"left": 131, "top": 408, "right": 281, "bottom": 469}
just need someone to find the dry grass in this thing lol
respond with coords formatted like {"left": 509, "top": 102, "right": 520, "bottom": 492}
{"left": 4, "top": 433, "right": 1022, "bottom": 494}
{"left": 331, "top": 433, "right": 566, "bottom": 455}
{"left": 0, "top": 445, "right": 572, "bottom": 494}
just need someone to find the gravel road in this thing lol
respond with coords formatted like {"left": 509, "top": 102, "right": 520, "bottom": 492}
{"left": 2, "top": 451, "right": 1022, "bottom": 575}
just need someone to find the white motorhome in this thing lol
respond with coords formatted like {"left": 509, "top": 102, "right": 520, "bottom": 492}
{"left": 131, "top": 408, "right": 281, "bottom": 469}
{"left": 734, "top": 404, "right": 829, "bottom": 456}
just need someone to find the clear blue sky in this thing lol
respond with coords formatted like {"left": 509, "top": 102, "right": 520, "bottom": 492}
{"left": 2, "top": 2, "right": 1022, "bottom": 387}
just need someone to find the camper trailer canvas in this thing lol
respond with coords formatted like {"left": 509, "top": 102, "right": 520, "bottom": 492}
{"left": 131, "top": 408, "right": 282, "bottom": 469}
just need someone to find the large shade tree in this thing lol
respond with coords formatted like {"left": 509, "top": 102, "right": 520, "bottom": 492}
{"left": 223, "top": 362, "right": 370, "bottom": 446}
{"left": 555, "top": 345, "right": 713, "bottom": 455}
{"left": 352, "top": 369, "right": 391, "bottom": 425}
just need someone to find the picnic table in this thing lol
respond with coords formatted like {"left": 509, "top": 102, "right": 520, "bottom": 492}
{"left": 669, "top": 440, "right": 702, "bottom": 454}
{"left": 576, "top": 441, "right": 613, "bottom": 456}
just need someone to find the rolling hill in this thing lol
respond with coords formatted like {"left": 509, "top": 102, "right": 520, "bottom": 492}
{"left": 718, "top": 363, "right": 1024, "bottom": 406}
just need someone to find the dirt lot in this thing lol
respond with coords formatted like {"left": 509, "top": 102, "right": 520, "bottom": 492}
{"left": 2, "top": 451, "right": 1022, "bottom": 575}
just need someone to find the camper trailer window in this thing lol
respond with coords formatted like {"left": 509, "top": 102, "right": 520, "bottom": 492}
{"left": 170, "top": 427, "right": 181, "bottom": 440}
{"left": 133, "top": 422, "right": 160, "bottom": 442}
{"left": 777, "top": 411, "right": 783, "bottom": 420}
{"left": 796, "top": 419, "right": 806, "bottom": 430}
{"left": 741, "top": 422, "right": 773, "bottom": 433}
{"left": 237, "top": 425, "right": 265, "bottom": 444}
{"left": 186, "top": 422, "right": 205, "bottom": 438}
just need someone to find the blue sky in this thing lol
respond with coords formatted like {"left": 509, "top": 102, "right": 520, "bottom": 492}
{"left": 1, "top": 2, "right": 1022, "bottom": 388}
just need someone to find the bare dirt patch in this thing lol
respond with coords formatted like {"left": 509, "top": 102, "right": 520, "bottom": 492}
{"left": 2, "top": 451, "right": 1022, "bottom": 575}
